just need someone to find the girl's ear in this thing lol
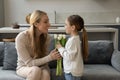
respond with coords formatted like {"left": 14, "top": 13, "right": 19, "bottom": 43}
{"left": 71, "top": 25, "right": 76, "bottom": 31}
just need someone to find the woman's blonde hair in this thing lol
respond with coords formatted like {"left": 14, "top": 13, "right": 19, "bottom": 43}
{"left": 28, "top": 10, "right": 48, "bottom": 58}
{"left": 67, "top": 15, "right": 88, "bottom": 61}
{"left": 26, "top": 13, "right": 31, "bottom": 24}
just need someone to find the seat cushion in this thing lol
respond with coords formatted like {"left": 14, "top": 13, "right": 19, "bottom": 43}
{"left": 50, "top": 69, "right": 65, "bottom": 80}
{"left": 82, "top": 65, "right": 120, "bottom": 80}
{"left": 0, "top": 67, "right": 25, "bottom": 80}
{"left": 2, "top": 42, "right": 17, "bottom": 70}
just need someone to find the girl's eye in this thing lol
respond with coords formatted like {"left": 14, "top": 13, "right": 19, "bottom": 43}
{"left": 44, "top": 21, "right": 48, "bottom": 23}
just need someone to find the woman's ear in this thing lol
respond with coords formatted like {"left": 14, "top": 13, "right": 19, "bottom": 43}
{"left": 33, "top": 22, "right": 38, "bottom": 27}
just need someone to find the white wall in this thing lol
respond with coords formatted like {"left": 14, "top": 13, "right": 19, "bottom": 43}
{"left": 0, "top": 0, "right": 4, "bottom": 27}
{"left": 4, "top": 0, "right": 120, "bottom": 26}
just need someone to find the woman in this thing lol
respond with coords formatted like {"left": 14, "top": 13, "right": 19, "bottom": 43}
{"left": 15, "top": 10, "right": 61, "bottom": 80}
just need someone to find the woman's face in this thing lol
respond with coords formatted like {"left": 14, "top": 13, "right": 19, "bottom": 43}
{"left": 35, "top": 15, "right": 50, "bottom": 33}
{"left": 64, "top": 19, "right": 72, "bottom": 34}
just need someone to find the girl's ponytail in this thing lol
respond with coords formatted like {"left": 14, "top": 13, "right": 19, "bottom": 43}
{"left": 81, "top": 27, "right": 88, "bottom": 61}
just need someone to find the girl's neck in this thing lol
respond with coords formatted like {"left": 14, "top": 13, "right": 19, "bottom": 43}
{"left": 70, "top": 31, "right": 79, "bottom": 36}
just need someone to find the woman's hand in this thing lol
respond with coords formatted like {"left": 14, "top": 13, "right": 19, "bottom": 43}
{"left": 50, "top": 49, "right": 62, "bottom": 60}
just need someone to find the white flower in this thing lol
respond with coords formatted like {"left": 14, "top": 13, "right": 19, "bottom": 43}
{"left": 62, "top": 34, "right": 66, "bottom": 39}
{"left": 58, "top": 34, "right": 62, "bottom": 38}
{"left": 54, "top": 34, "right": 58, "bottom": 39}
{"left": 57, "top": 34, "right": 62, "bottom": 40}
{"left": 57, "top": 36, "right": 62, "bottom": 40}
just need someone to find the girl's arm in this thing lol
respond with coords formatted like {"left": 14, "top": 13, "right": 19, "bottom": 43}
{"left": 57, "top": 39, "right": 78, "bottom": 61}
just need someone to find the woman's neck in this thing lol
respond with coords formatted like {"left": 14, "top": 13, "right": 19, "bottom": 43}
{"left": 35, "top": 28, "right": 42, "bottom": 40}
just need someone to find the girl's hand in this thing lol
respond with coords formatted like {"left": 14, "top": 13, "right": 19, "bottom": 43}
{"left": 50, "top": 49, "right": 62, "bottom": 60}
{"left": 56, "top": 42, "right": 62, "bottom": 49}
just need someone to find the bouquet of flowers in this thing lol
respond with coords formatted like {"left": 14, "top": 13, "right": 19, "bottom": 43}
{"left": 54, "top": 34, "right": 66, "bottom": 76}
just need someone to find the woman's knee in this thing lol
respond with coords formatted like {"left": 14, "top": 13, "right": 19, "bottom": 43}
{"left": 29, "top": 66, "right": 42, "bottom": 75}
{"left": 27, "top": 66, "right": 42, "bottom": 80}
{"left": 42, "top": 69, "right": 50, "bottom": 80}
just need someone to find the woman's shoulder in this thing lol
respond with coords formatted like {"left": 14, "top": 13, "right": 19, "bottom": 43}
{"left": 17, "top": 30, "right": 28, "bottom": 37}
{"left": 16, "top": 30, "right": 29, "bottom": 41}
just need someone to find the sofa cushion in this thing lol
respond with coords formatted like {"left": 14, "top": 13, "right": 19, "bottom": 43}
{"left": 0, "top": 67, "right": 25, "bottom": 80}
{"left": 2, "top": 42, "right": 17, "bottom": 70}
{"left": 85, "top": 40, "right": 114, "bottom": 64}
{"left": 0, "top": 42, "right": 4, "bottom": 66}
{"left": 111, "top": 50, "right": 120, "bottom": 72}
{"left": 82, "top": 65, "right": 120, "bottom": 80}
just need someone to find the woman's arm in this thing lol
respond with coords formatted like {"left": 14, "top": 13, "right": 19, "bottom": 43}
{"left": 15, "top": 32, "right": 53, "bottom": 67}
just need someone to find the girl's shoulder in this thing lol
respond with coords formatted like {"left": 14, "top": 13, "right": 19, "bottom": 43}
{"left": 68, "top": 35, "right": 80, "bottom": 44}
{"left": 70, "top": 35, "right": 80, "bottom": 40}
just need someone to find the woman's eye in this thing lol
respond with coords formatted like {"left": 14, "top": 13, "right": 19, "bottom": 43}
{"left": 44, "top": 20, "right": 49, "bottom": 23}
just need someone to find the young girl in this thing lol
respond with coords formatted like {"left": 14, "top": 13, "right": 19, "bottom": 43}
{"left": 56, "top": 15, "right": 88, "bottom": 80}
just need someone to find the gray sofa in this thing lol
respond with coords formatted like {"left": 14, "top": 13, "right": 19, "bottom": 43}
{"left": 0, "top": 34, "right": 120, "bottom": 80}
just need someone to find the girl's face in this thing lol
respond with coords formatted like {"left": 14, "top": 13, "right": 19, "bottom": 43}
{"left": 35, "top": 15, "right": 50, "bottom": 33}
{"left": 64, "top": 19, "right": 73, "bottom": 34}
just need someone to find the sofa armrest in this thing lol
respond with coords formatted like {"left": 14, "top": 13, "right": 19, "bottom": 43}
{"left": 111, "top": 50, "right": 120, "bottom": 72}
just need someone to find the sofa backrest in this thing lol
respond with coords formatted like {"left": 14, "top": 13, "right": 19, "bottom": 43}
{"left": 0, "top": 34, "right": 114, "bottom": 69}
{"left": 0, "top": 42, "right": 4, "bottom": 66}
{"left": 48, "top": 34, "right": 114, "bottom": 68}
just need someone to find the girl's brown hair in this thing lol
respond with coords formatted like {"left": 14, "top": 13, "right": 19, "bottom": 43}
{"left": 67, "top": 15, "right": 88, "bottom": 61}
{"left": 28, "top": 10, "right": 48, "bottom": 59}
